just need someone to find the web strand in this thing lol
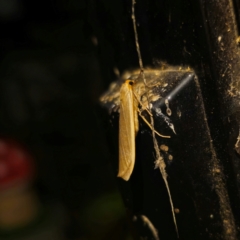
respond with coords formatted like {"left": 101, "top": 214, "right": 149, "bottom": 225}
{"left": 131, "top": 0, "right": 144, "bottom": 72}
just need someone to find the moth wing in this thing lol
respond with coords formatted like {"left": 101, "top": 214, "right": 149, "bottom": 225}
{"left": 133, "top": 93, "right": 139, "bottom": 134}
{"left": 118, "top": 81, "right": 136, "bottom": 181}
{"left": 133, "top": 83, "right": 142, "bottom": 134}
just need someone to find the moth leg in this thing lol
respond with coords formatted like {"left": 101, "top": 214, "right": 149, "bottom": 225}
{"left": 138, "top": 109, "right": 170, "bottom": 138}
{"left": 133, "top": 91, "right": 170, "bottom": 138}
{"left": 133, "top": 91, "right": 153, "bottom": 116}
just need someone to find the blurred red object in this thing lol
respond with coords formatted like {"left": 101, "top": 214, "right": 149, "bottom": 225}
{"left": 0, "top": 138, "right": 34, "bottom": 190}
{"left": 0, "top": 138, "right": 39, "bottom": 231}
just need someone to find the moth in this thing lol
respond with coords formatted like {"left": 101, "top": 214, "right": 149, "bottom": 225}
{"left": 118, "top": 79, "right": 170, "bottom": 181}
{"left": 117, "top": 79, "right": 138, "bottom": 181}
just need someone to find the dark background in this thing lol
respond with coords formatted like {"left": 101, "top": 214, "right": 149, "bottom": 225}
{"left": 0, "top": 0, "right": 129, "bottom": 239}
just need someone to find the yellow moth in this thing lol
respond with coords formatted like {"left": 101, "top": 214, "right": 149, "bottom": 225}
{"left": 118, "top": 79, "right": 170, "bottom": 181}
{"left": 117, "top": 79, "right": 138, "bottom": 181}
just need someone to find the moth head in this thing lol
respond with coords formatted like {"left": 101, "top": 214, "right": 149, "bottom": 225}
{"left": 125, "top": 79, "right": 135, "bottom": 86}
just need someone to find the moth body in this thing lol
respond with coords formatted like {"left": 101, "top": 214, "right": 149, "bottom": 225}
{"left": 118, "top": 80, "right": 138, "bottom": 181}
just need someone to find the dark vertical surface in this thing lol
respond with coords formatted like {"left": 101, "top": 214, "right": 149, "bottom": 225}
{"left": 200, "top": 2, "right": 240, "bottom": 234}
{"left": 0, "top": 1, "right": 124, "bottom": 240}
{"left": 98, "top": 0, "right": 240, "bottom": 239}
